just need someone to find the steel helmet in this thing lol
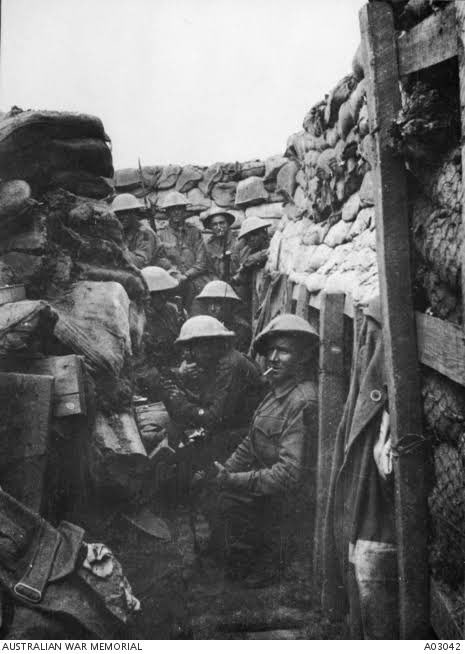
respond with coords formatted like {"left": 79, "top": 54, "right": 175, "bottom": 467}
{"left": 238, "top": 216, "right": 271, "bottom": 240}
{"left": 141, "top": 266, "right": 179, "bottom": 292}
{"left": 196, "top": 280, "right": 241, "bottom": 303}
{"left": 175, "top": 315, "right": 235, "bottom": 344}
{"left": 159, "top": 191, "right": 188, "bottom": 209}
{"left": 253, "top": 313, "right": 318, "bottom": 355}
{"left": 110, "top": 193, "right": 145, "bottom": 213}
{"left": 201, "top": 205, "right": 236, "bottom": 229}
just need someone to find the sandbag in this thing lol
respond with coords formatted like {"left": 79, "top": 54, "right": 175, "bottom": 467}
{"left": 348, "top": 79, "right": 366, "bottom": 122}
{"left": 175, "top": 165, "right": 203, "bottom": 193}
{"left": 157, "top": 165, "right": 182, "bottom": 190}
{"left": 348, "top": 207, "right": 374, "bottom": 239}
{"left": 198, "top": 164, "right": 224, "bottom": 195}
{"left": 305, "top": 272, "right": 326, "bottom": 294}
{"left": 89, "top": 412, "right": 148, "bottom": 499}
{"left": 235, "top": 176, "right": 268, "bottom": 207}
{"left": 186, "top": 187, "right": 211, "bottom": 211}
{"left": 264, "top": 155, "right": 288, "bottom": 182}
{"left": 337, "top": 101, "right": 355, "bottom": 140}
{"left": 324, "top": 220, "right": 352, "bottom": 248}
{"left": 135, "top": 402, "right": 174, "bottom": 453}
{"left": 325, "top": 125, "right": 339, "bottom": 149}
{"left": 301, "top": 219, "right": 329, "bottom": 246}
{"left": 75, "top": 263, "right": 146, "bottom": 301}
{"left": 0, "top": 300, "right": 56, "bottom": 355}
{"left": 358, "top": 104, "right": 370, "bottom": 137}
{"left": 324, "top": 75, "right": 357, "bottom": 127}
{"left": 0, "top": 179, "right": 32, "bottom": 221}
{"left": 306, "top": 243, "right": 332, "bottom": 272}
{"left": 285, "top": 131, "right": 314, "bottom": 161}
{"left": 359, "top": 170, "right": 375, "bottom": 207}
{"left": 239, "top": 160, "right": 265, "bottom": 179}
{"left": 50, "top": 170, "right": 113, "bottom": 199}
{"left": 210, "top": 181, "right": 237, "bottom": 207}
{"left": 360, "top": 133, "right": 376, "bottom": 168}
{"left": 53, "top": 281, "right": 131, "bottom": 376}
{"left": 303, "top": 101, "right": 326, "bottom": 137}
{"left": 114, "top": 168, "right": 142, "bottom": 191}
{"left": 0, "top": 109, "right": 107, "bottom": 145}
{"left": 0, "top": 252, "right": 44, "bottom": 288}
{"left": 47, "top": 138, "right": 113, "bottom": 177}
{"left": 276, "top": 161, "right": 299, "bottom": 197}
{"left": 342, "top": 192, "right": 361, "bottom": 222}
{"left": 352, "top": 43, "right": 364, "bottom": 81}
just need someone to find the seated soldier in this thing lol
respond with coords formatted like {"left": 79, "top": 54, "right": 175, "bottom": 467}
{"left": 207, "top": 313, "right": 319, "bottom": 587}
{"left": 133, "top": 266, "right": 185, "bottom": 400}
{"left": 110, "top": 193, "right": 167, "bottom": 269}
{"left": 160, "top": 315, "right": 264, "bottom": 462}
{"left": 195, "top": 280, "right": 251, "bottom": 353}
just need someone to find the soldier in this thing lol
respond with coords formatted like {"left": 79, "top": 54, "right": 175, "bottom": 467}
{"left": 231, "top": 216, "right": 271, "bottom": 309}
{"left": 157, "top": 191, "right": 212, "bottom": 312}
{"left": 161, "top": 315, "right": 263, "bottom": 462}
{"left": 133, "top": 266, "right": 185, "bottom": 400}
{"left": 111, "top": 193, "right": 166, "bottom": 269}
{"left": 201, "top": 206, "right": 241, "bottom": 281}
{"left": 207, "top": 313, "right": 319, "bottom": 587}
{"left": 195, "top": 280, "right": 251, "bottom": 353}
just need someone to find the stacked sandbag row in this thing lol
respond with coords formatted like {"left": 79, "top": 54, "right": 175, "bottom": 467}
{"left": 114, "top": 157, "right": 287, "bottom": 233}
{"left": 0, "top": 107, "right": 114, "bottom": 198}
{"left": 0, "top": 109, "right": 150, "bottom": 505}
{"left": 263, "top": 53, "right": 378, "bottom": 306}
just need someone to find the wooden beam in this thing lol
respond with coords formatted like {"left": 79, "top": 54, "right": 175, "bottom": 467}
{"left": 397, "top": 3, "right": 457, "bottom": 76}
{"left": 361, "top": 1, "right": 430, "bottom": 638}
{"left": 308, "top": 290, "right": 355, "bottom": 319}
{"left": 313, "top": 292, "right": 346, "bottom": 595}
{"left": 416, "top": 312, "right": 465, "bottom": 386}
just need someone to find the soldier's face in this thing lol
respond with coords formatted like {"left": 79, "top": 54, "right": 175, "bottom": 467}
{"left": 246, "top": 228, "right": 267, "bottom": 251}
{"left": 210, "top": 216, "right": 229, "bottom": 237}
{"left": 265, "top": 335, "right": 301, "bottom": 385}
{"left": 205, "top": 301, "right": 223, "bottom": 320}
{"left": 168, "top": 207, "right": 187, "bottom": 228}
{"left": 190, "top": 339, "right": 223, "bottom": 366}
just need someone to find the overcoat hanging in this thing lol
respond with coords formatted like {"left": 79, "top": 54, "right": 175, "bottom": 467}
{"left": 322, "top": 312, "right": 396, "bottom": 626}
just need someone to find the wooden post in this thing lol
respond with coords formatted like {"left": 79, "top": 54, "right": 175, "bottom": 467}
{"left": 453, "top": 3, "right": 465, "bottom": 638}
{"left": 361, "top": 2, "right": 429, "bottom": 638}
{"left": 295, "top": 284, "right": 310, "bottom": 319}
{"left": 313, "top": 292, "right": 346, "bottom": 594}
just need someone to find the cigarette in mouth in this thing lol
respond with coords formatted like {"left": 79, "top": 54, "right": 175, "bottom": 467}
{"left": 263, "top": 367, "right": 274, "bottom": 377}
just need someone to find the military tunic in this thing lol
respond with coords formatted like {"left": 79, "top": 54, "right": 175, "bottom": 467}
{"left": 205, "top": 230, "right": 242, "bottom": 281}
{"left": 125, "top": 220, "right": 168, "bottom": 269}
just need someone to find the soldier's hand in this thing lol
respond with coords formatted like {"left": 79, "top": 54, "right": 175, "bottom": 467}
{"left": 212, "top": 461, "right": 231, "bottom": 487}
{"left": 178, "top": 360, "right": 201, "bottom": 382}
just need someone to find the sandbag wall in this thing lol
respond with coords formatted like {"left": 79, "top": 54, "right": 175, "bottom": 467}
{"left": 114, "top": 158, "right": 288, "bottom": 233}
{"left": 0, "top": 107, "right": 150, "bottom": 516}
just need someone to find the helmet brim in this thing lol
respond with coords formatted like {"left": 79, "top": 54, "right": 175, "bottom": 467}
{"left": 175, "top": 331, "right": 235, "bottom": 345}
{"left": 201, "top": 212, "right": 236, "bottom": 228}
{"left": 253, "top": 329, "right": 319, "bottom": 356}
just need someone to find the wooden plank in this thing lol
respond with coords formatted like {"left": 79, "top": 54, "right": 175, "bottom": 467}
{"left": 0, "top": 372, "right": 53, "bottom": 512}
{"left": 397, "top": 3, "right": 457, "bottom": 76}
{"left": 361, "top": 2, "right": 430, "bottom": 638}
{"left": 284, "top": 277, "right": 294, "bottom": 312}
{"left": 430, "top": 578, "right": 464, "bottom": 640}
{"left": 0, "top": 284, "right": 26, "bottom": 306}
{"left": 0, "top": 354, "right": 86, "bottom": 416}
{"left": 308, "top": 290, "right": 354, "bottom": 319}
{"left": 416, "top": 312, "right": 465, "bottom": 386}
{"left": 295, "top": 285, "right": 310, "bottom": 319}
{"left": 313, "top": 292, "right": 346, "bottom": 595}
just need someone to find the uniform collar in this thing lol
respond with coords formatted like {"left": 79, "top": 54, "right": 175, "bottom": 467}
{"left": 269, "top": 377, "right": 300, "bottom": 399}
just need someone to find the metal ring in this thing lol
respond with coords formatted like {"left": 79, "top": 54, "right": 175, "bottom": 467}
{"left": 370, "top": 389, "right": 382, "bottom": 402}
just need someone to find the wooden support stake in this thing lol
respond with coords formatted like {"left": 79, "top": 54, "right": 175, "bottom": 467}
{"left": 313, "top": 292, "right": 346, "bottom": 594}
{"left": 295, "top": 285, "right": 310, "bottom": 319}
{"left": 361, "top": 2, "right": 429, "bottom": 638}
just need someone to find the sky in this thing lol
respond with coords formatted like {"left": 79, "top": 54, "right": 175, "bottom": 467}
{"left": 0, "top": 0, "right": 365, "bottom": 169}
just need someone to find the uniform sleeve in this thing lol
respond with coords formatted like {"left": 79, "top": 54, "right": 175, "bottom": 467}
{"left": 185, "top": 231, "right": 210, "bottom": 279}
{"left": 227, "top": 398, "right": 316, "bottom": 495}
{"left": 128, "top": 228, "right": 156, "bottom": 268}
{"left": 224, "top": 432, "right": 254, "bottom": 473}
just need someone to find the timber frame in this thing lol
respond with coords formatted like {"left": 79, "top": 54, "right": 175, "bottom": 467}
{"left": 253, "top": 0, "right": 465, "bottom": 640}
